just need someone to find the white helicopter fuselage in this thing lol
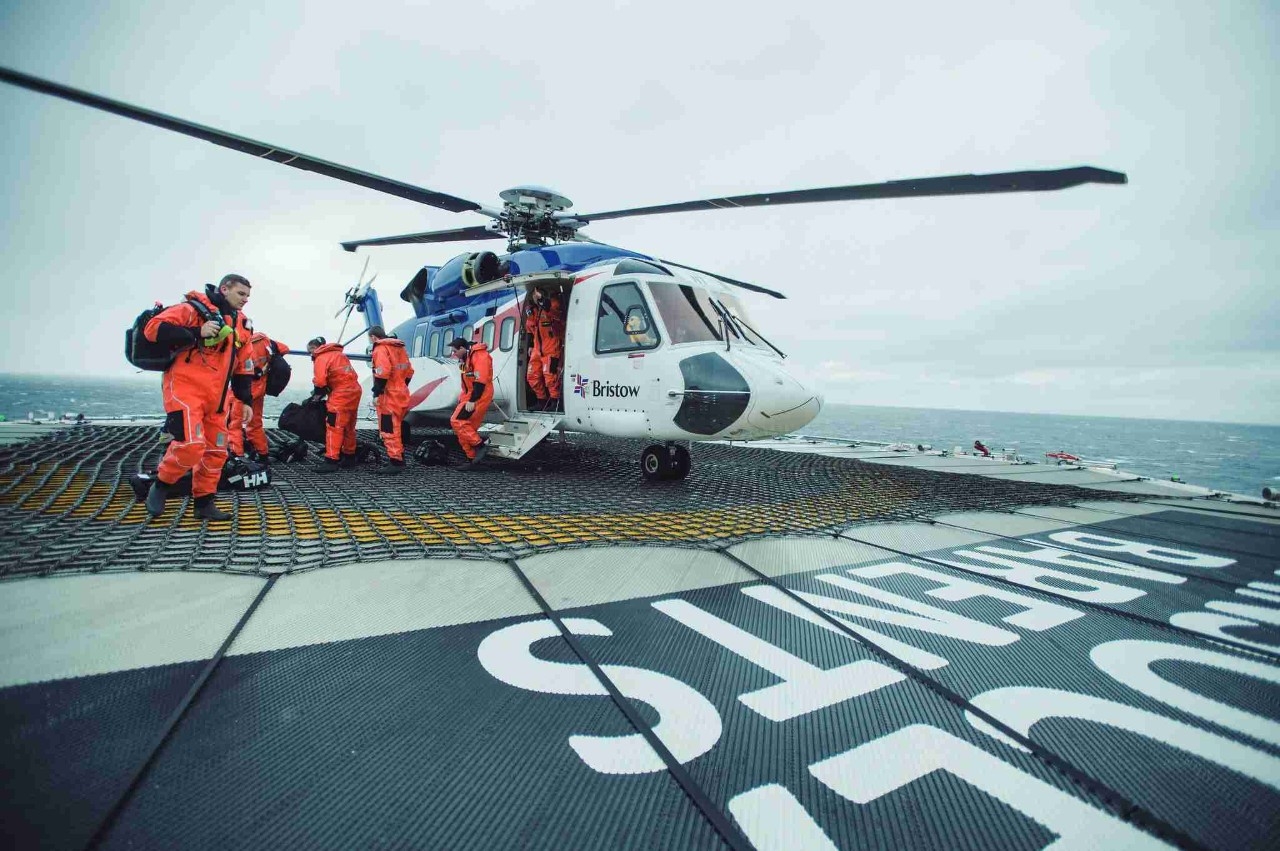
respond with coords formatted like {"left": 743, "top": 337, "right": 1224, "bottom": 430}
{"left": 365, "top": 262, "right": 822, "bottom": 443}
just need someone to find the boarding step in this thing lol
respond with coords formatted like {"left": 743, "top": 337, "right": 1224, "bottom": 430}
{"left": 486, "top": 411, "right": 563, "bottom": 460}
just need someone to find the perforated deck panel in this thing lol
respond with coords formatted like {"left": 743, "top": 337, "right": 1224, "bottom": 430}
{"left": 0, "top": 425, "right": 1142, "bottom": 577}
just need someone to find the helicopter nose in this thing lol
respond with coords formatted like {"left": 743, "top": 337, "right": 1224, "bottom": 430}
{"left": 745, "top": 365, "right": 823, "bottom": 435}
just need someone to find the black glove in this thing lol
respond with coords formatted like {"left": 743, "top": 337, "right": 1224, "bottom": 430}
{"left": 311, "top": 386, "right": 328, "bottom": 401}
{"left": 231, "top": 375, "right": 254, "bottom": 405}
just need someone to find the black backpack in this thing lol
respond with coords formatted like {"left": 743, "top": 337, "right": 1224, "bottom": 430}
{"left": 264, "top": 345, "right": 292, "bottom": 396}
{"left": 125, "top": 298, "right": 221, "bottom": 372}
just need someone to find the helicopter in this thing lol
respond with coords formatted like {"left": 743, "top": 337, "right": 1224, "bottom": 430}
{"left": 0, "top": 65, "right": 1127, "bottom": 479}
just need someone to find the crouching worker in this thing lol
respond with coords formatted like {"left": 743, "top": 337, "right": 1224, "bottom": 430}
{"left": 448, "top": 337, "right": 492, "bottom": 468}
{"left": 308, "top": 336, "right": 362, "bottom": 473}
{"left": 369, "top": 325, "right": 414, "bottom": 474}
{"left": 143, "top": 274, "right": 254, "bottom": 520}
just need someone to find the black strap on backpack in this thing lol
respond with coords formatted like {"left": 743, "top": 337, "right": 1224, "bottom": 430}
{"left": 124, "top": 298, "right": 224, "bottom": 372}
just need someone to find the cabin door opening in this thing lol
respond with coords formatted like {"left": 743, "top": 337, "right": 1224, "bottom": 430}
{"left": 518, "top": 281, "right": 571, "bottom": 414}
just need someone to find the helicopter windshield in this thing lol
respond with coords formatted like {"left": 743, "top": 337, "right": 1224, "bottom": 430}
{"left": 648, "top": 282, "right": 762, "bottom": 347}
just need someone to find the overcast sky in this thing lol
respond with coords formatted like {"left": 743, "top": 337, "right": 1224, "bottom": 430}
{"left": 1, "top": 1, "right": 1276, "bottom": 424}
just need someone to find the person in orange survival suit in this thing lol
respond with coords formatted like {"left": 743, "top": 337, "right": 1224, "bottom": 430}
{"left": 226, "top": 331, "right": 290, "bottom": 463}
{"left": 448, "top": 337, "right": 493, "bottom": 467}
{"left": 307, "top": 336, "right": 363, "bottom": 473}
{"left": 142, "top": 274, "right": 255, "bottom": 520}
{"left": 369, "top": 324, "right": 415, "bottom": 475}
{"left": 524, "top": 285, "right": 565, "bottom": 410}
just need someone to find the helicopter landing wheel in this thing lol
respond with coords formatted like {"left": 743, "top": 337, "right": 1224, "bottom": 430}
{"left": 669, "top": 445, "right": 691, "bottom": 480}
{"left": 640, "top": 444, "right": 672, "bottom": 482}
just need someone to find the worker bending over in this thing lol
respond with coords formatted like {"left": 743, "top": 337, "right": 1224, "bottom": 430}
{"left": 227, "top": 331, "right": 289, "bottom": 463}
{"left": 308, "top": 336, "right": 363, "bottom": 473}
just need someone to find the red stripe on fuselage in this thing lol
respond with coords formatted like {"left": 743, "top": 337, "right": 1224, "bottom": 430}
{"left": 407, "top": 377, "right": 447, "bottom": 409}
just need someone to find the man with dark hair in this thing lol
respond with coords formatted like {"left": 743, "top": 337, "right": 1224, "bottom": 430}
{"left": 142, "top": 274, "right": 255, "bottom": 520}
{"left": 448, "top": 337, "right": 492, "bottom": 467}
{"left": 308, "top": 336, "right": 362, "bottom": 473}
{"left": 369, "top": 325, "right": 414, "bottom": 474}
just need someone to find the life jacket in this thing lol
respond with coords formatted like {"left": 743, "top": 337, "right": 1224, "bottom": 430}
{"left": 372, "top": 338, "right": 415, "bottom": 408}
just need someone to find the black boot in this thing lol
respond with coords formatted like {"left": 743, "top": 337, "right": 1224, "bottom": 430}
{"left": 315, "top": 457, "right": 340, "bottom": 474}
{"left": 145, "top": 479, "right": 171, "bottom": 517}
{"left": 467, "top": 438, "right": 490, "bottom": 468}
{"left": 193, "top": 495, "right": 232, "bottom": 522}
{"left": 376, "top": 459, "right": 406, "bottom": 475}
{"left": 340, "top": 453, "right": 358, "bottom": 469}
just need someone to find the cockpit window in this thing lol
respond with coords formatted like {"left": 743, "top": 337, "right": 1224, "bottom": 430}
{"left": 648, "top": 281, "right": 762, "bottom": 346}
{"left": 596, "top": 282, "right": 660, "bottom": 354}
{"left": 713, "top": 292, "right": 764, "bottom": 347}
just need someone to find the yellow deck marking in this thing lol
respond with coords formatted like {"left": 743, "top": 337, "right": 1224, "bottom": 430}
{"left": 0, "top": 464, "right": 923, "bottom": 550}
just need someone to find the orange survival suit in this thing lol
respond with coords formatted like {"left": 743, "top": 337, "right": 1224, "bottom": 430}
{"left": 371, "top": 337, "right": 415, "bottom": 462}
{"left": 525, "top": 290, "right": 565, "bottom": 404}
{"left": 311, "top": 343, "right": 363, "bottom": 462}
{"left": 227, "top": 332, "right": 289, "bottom": 458}
{"left": 450, "top": 341, "right": 493, "bottom": 460}
{"left": 143, "top": 288, "right": 253, "bottom": 498}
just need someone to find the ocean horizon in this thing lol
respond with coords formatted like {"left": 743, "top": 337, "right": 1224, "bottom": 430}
{"left": 2, "top": 373, "right": 1276, "bottom": 498}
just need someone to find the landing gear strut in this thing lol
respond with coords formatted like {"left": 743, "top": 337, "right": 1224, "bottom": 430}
{"left": 640, "top": 443, "right": 691, "bottom": 482}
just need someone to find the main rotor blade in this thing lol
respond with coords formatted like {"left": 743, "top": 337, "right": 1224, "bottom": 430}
{"left": 573, "top": 235, "right": 786, "bottom": 300}
{"left": 570, "top": 166, "right": 1128, "bottom": 223}
{"left": 341, "top": 225, "right": 504, "bottom": 252}
{"left": 0, "top": 65, "right": 483, "bottom": 214}
{"left": 658, "top": 259, "right": 787, "bottom": 300}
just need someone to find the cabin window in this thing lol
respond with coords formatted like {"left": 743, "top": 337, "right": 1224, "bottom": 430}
{"left": 462, "top": 324, "right": 473, "bottom": 344}
{"left": 414, "top": 331, "right": 427, "bottom": 357}
{"left": 596, "top": 282, "right": 660, "bottom": 354}
{"left": 443, "top": 328, "right": 455, "bottom": 348}
{"left": 429, "top": 331, "right": 441, "bottom": 357}
{"left": 481, "top": 321, "right": 495, "bottom": 350}
{"left": 499, "top": 316, "right": 516, "bottom": 351}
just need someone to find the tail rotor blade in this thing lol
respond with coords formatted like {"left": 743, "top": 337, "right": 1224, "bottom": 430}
{"left": 337, "top": 305, "right": 354, "bottom": 342}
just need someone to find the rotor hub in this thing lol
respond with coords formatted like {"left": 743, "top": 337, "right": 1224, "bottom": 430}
{"left": 495, "top": 185, "right": 579, "bottom": 246}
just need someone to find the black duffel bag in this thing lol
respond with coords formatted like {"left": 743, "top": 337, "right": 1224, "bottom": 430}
{"left": 128, "top": 456, "right": 271, "bottom": 501}
{"left": 278, "top": 397, "right": 327, "bottom": 443}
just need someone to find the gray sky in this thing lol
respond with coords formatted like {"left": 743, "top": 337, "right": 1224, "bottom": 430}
{"left": 1, "top": 1, "right": 1276, "bottom": 424}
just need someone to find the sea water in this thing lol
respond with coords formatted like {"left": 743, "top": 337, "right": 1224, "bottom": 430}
{"left": 1, "top": 374, "right": 1276, "bottom": 498}
{"left": 810, "top": 403, "right": 1279, "bottom": 499}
